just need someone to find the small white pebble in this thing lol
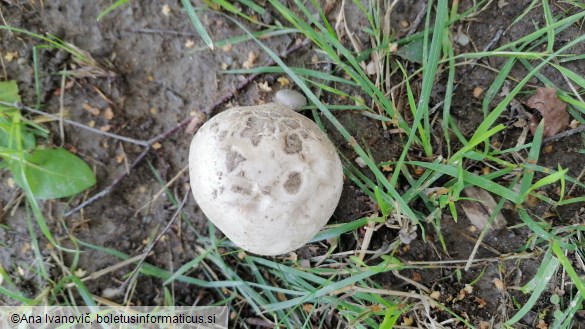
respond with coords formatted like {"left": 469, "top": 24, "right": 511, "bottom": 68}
{"left": 274, "top": 89, "right": 307, "bottom": 110}
{"left": 455, "top": 32, "right": 470, "bottom": 46}
{"left": 355, "top": 156, "right": 367, "bottom": 168}
{"left": 102, "top": 287, "right": 121, "bottom": 299}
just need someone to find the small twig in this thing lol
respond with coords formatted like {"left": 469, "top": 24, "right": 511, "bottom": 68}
{"left": 134, "top": 165, "right": 189, "bottom": 216}
{"left": 458, "top": 28, "right": 504, "bottom": 78}
{"left": 542, "top": 124, "right": 585, "bottom": 144}
{"left": 406, "top": 2, "right": 427, "bottom": 37}
{"left": 392, "top": 270, "right": 431, "bottom": 294}
{"left": 64, "top": 146, "right": 151, "bottom": 216}
{"left": 126, "top": 28, "right": 202, "bottom": 37}
{"left": 0, "top": 101, "right": 149, "bottom": 147}
{"left": 64, "top": 38, "right": 311, "bottom": 216}
{"left": 119, "top": 189, "right": 190, "bottom": 294}
{"left": 63, "top": 253, "right": 150, "bottom": 289}
{"left": 484, "top": 28, "right": 504, "bottom": 52}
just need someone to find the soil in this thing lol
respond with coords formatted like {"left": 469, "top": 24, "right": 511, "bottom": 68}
{"left": 1, "top": 0, "right": 584, "bottom": 328}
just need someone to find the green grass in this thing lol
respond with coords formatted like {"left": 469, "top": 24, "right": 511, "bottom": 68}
{"left": 1, "top": 0, "right": 585, "bottom": 328}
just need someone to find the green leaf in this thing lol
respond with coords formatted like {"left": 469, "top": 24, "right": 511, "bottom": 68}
{"left": 396, "top": 38, "right": 424, "bottom": 64}
{"left": 0, "top": 80, "right": 21, "bottom": 104}
{"left": 10, "top": 148, "right": 96, "bottom": 199}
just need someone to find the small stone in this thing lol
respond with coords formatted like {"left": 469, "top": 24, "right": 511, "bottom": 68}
{"left": 455, "top": 32, "right": 470, "bottom": 46}
{"left": 102, "top": 287, "right": 121, "bottom": 299}
{"left": 366, "top": 61, "right": 377, "bottom": 76}
{"left": 274, "top": 89, "right": 307, "bottom": 110}
{"left": 473, "top": 87, "right": 484, "bottom": 98}
{"left": 184, "top": 39, "right": 195, "bottom": 49}
{"left": 430, "top": 291, "right": 441, "bottom": 299}
{"left": 355, "top": 156, "right": 367, "bottom": 168}
{"left": 103, "top": 107, "right": 114, "bottom": 120}
{"left": 161, "top": 4, "right": 171, "bottom": 16}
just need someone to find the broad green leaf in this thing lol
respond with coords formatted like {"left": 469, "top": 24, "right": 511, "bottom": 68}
{"left": 0, "top": 80, "right": 20, "bottom": 103}
{"left": 10, "top": 148, "right": 96, "bottom": 199}
{"left": 396, "top": 38, "right": 424, "bottom": 64}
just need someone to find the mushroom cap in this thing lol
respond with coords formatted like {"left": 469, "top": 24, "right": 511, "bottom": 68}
{"left": 189, "top": 103, "right": 343, "bottom": 255}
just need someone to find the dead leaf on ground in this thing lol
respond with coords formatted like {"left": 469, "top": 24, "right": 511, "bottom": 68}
{"left": 526, "top": 87, "right": 569, "bottom": 137}
{"left": 460, "top": 187, "right": 507, "bottom": 231}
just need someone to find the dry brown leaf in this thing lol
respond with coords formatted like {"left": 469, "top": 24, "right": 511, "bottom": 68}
{"left": 401, "top": 316, "right": 414, "bottom": 326}
{"left": 103, "top": 107, "right": 114, "bottom": 120}
{"left": 536, "top": 319, "right": 548, "bottom": 329}
{"left": 82, "top": 103, "right": 100, "bottom": 116}
{"left": 460, "top": 187, "right": 507, "bottom": 231}
{"left": 474, "top": 296, "right": 487, "bottom": 308}
{"left": 526, "top": 87, "right": 569, "bottom": 137}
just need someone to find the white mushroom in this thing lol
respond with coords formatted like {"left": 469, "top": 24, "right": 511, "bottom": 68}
{"left": 189, "top": 99, "right": 343, "bottom": 255}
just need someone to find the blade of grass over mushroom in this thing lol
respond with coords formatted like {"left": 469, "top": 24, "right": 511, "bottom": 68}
{"left": 181, "top": 0, "right": 214, "bottom": 50}
{"left": 243, "top": 1, "right": 421, "bottom": 224}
